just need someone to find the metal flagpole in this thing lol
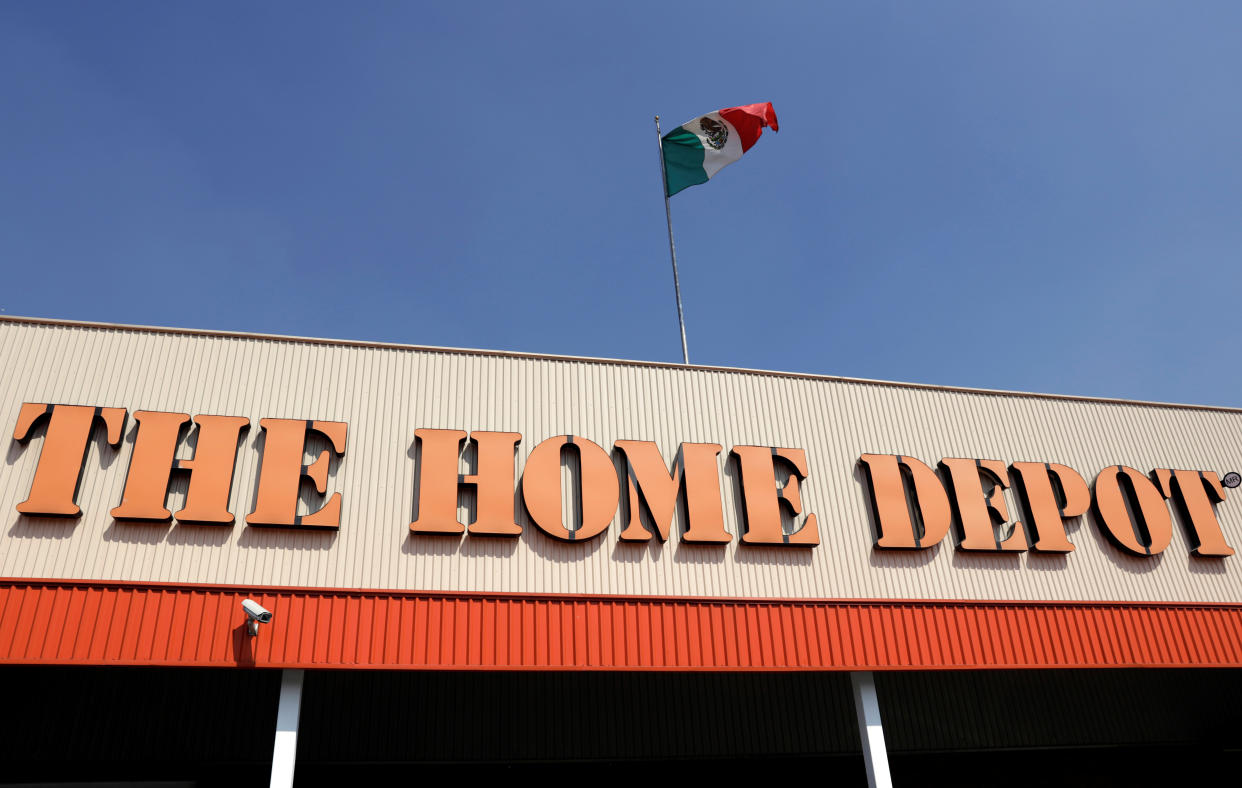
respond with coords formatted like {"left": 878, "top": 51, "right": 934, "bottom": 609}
{"left": 654, "top": 115, "right": 690, "bottom": 365}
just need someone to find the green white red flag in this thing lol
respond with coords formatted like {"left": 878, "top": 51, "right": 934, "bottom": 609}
{"left": 661, "top": 103, "right": 779, "bottom": 197}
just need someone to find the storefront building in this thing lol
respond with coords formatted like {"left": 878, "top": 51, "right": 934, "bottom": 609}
{"left": 2, "top": 315, "right": 1241, "bottom": 785}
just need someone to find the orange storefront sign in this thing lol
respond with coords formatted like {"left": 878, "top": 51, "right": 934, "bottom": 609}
{"left": 9, "top": 403, "right": 1235, "bottom": 560}
{"left": 858, "top": 453, "right": 1234, "bottom": 558}
{"left": 6, "top": 399, "right": 1242, "bottom": 673}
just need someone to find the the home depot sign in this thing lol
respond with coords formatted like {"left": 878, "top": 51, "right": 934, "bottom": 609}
{"left": 8, "top": 403, "right": 1235, "bottom": 559}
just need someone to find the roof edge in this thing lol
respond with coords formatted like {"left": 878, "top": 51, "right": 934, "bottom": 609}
{"left": 3, "top": 313, "right": 1238, "bottom": 414}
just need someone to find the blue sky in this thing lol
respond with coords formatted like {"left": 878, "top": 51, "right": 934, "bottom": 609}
{"left": 3, "top": 2, "right": 1241, "bottom": 405}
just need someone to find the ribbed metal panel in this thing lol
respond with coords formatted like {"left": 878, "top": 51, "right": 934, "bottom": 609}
{"left": 0, "top": 665, "right": 280, "bottom": 771}
{"left": 3, "top": 580, "right": 1242, "bottom": 670}
{"left": 878, "top": 668, "right": 1242, "bottom": 752}
{"left": 4, "top": 664, "right": 1238, "bottom": 780}
{"left": 3, "top": 317, "right": 1242, "bottom": 604}
{"left": 299, "top": 670, "right": 859, "bottom": 762}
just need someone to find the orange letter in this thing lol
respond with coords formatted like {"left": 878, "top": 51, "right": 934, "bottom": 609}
{"left": 731, "top": 445, "right": 818, "bottom": 546}
{"left": 613, "top": 441, "right": 730, "bottom": 543}
{"left": 858, "top": 454, "right": 951, "bottom": 549}
{"left": 246, "top": 418, "right": 347, "bottom": 529}
{"left": 940, "top": 458, "right": 1025, "bottom": 552}
{"left": 521, "top": 435, "right": 618, "bottom": 542}
{"left": 13, "top": 403, "right": 126, "bottom": 517}
{"left": 1010, "top": 462, "right": 1089, "bottom": 553}
{"left": 1152, "top": 469, "right": 1234, "bottom": 557}
{"left": 409, "top": 429, "right": 522, "bottom": 536}
{"left": 1092, "top": 466, "right": 1172, "bottom": 556}
{"left": 111, "top": 412, "right": 249, "bottom": 523}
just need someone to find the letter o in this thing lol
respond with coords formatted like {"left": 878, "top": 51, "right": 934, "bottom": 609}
{"left": 522, "top": 436, "right": 619, "bottom": 542}
{"left": 1093, "top": 466, "right": 1172, "bottom": 556}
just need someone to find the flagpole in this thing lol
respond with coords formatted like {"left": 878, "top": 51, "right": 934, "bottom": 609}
{"left": 654, "top": 115, "right": 690, "bottom": 365}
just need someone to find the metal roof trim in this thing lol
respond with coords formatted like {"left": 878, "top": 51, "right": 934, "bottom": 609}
{"left": 4, "top": 576, "right": 1241, "bottom": 611}
{"left": 2, "top": 314, "right": 1236, "bottom": 414}
{"left": 3, "top": 579, "right": 1242, "bottom": 671}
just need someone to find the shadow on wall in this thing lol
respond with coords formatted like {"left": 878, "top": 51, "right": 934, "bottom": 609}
{"left": 7, "top": 415, "right": 341, "bottom": 552}
{"left": 7, "top": 418, "right": 124, "bottom": 541}
{"left": 398, "top": 433, "right": 816, "bottom": 568}
{"left": 856, "top": 454, "right": 1241, "bottom": 580}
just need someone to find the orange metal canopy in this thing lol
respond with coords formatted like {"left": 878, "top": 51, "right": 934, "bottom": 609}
{"left": 1, "top": 578, "right": 1240, "bottom": 671}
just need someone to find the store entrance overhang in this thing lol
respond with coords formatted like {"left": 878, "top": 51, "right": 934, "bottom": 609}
{"left": 2, "top": 578, "right": 1240, "bottom": 671}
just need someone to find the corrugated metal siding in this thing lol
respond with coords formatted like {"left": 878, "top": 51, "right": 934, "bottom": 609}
{"left": 2, "top": 317, "right": 1242, "bottom": 604}
{"left": 299, "top": 670, "right": 860, "bottom": 762}
{"left": 0, "top": 665, "right": 280, "bottom": 770}
{"left": 5, "top": 665, "right": 1239, "bottom": 779}
{"left": 3, "top": 579, "right": 1241, "bottom": 669}
{"left": 878, "top": 668, "right": 1242, "bottom": 752}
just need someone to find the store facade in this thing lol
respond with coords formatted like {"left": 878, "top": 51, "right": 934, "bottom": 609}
{"left": 2, "top": 316, "right": 1241, "bottom": 785}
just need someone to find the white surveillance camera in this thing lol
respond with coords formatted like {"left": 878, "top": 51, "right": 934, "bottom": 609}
{"left": 242, "top": 598, "right": 273, "bottom": 635}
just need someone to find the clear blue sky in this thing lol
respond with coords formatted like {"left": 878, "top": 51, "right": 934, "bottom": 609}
{"left": 3, "top": 3, "right": 1241, "bottom": 406}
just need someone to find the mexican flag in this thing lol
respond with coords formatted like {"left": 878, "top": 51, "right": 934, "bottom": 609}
{"left": 661, "top": 103, "right": 779, "bottom": 197}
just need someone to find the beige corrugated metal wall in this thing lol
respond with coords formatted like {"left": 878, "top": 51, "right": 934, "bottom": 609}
{"left": 1, "top": 316, "right": 1240, "bottom": 604}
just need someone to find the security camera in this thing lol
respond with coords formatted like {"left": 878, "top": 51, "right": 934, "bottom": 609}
{"left": 242, "top": 599, "right": 273, "bottom": 636}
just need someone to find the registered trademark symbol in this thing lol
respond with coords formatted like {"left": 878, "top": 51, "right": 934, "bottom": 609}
{"left": 1222, "top": 472, "right": 1241, "bottom": 489}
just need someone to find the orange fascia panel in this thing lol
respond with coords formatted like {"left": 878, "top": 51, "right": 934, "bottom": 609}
{"left": 2, "top": 578, "right": 1242, "bottom": 671}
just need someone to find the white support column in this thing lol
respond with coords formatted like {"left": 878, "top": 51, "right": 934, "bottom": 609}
{"left": 851, "top": 671, "right": 893, "bottom": 788}
{"left": 270, "top": 669, "right": 304, "bottom": 788}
